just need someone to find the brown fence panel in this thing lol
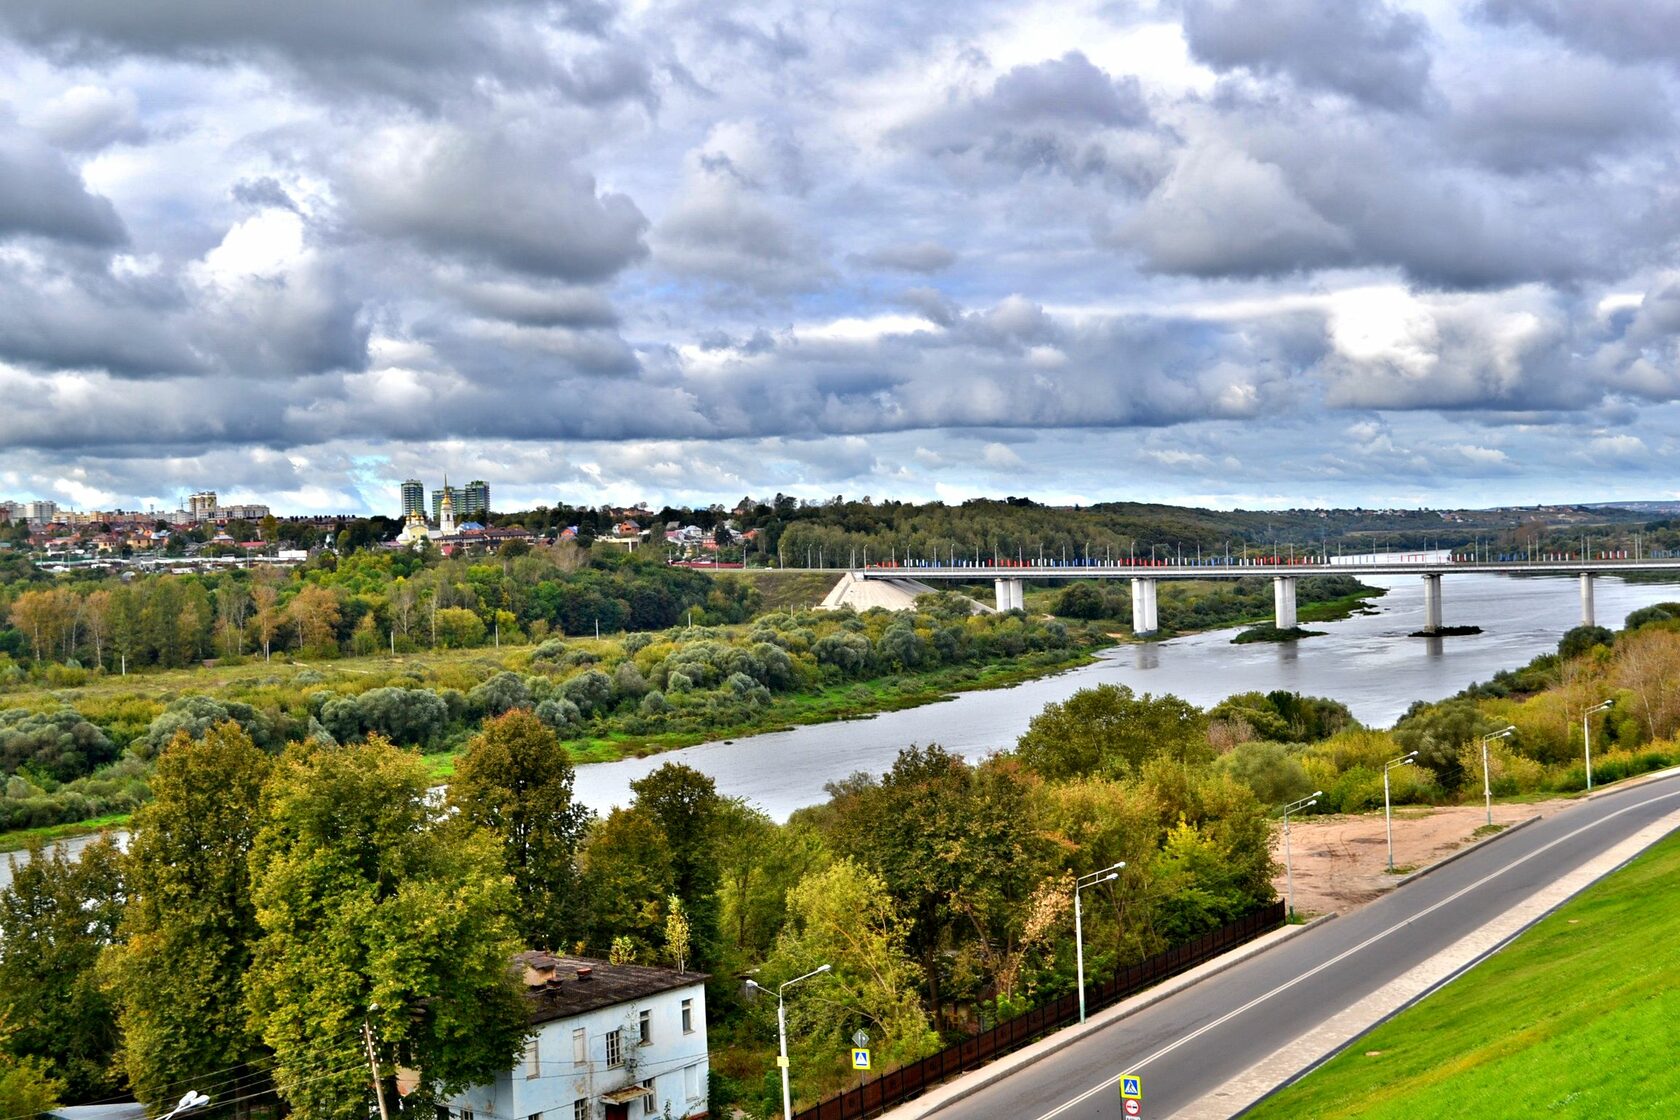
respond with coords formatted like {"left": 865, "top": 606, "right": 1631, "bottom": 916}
{"left": 791, "top": 901, "right": 1285, "bottom": 1120}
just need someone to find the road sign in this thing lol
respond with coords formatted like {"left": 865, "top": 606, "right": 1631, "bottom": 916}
{"left": 852, "top": 1029, "right": 870, "bottom": 1048}
{"left": 1123, "top": 1099, "right": 1141, "bottom": 1117}
{"left": 1121, "top": 1074, "right": 1142, "bottom": 1100}
{"left": 851, "top": 1048, "right": 872, "bottom": 1071}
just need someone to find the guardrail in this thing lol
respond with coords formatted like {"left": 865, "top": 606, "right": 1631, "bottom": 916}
{"left": 791, "top": 901, "right": 1287, "bottom": 1120}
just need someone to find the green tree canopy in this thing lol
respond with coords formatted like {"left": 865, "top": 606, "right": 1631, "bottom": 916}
{"left": 0, "top": 836, "right": 126, "bottom": 1101}
{"left": 113, "top": 722, "right": 273, "bottom": 1114}
{"left": 1016, "top": 684, "right": 1210, "bottom": 780}
{"left": 448, "top": 710, "right": 593, "bottom": 952}
{"left": 247, "top": 737, "right": 529, "bottom": 1120}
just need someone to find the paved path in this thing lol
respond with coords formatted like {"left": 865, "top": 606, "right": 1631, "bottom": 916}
{"left": 882, "top": 772, "right": 1680, "bottom": 1120}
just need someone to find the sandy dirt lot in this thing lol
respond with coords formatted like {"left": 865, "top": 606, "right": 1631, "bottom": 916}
{"left": 1271, "top": 798, "right": 1577, "bottom": 915}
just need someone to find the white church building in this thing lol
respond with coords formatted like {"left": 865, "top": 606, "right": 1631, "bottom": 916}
{"left": 445, "top": 953, "right": 710, "bottom": 1120}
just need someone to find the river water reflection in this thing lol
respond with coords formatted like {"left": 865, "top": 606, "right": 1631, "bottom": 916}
{"left": 5, "top": 571, "right": 1675, "bottom": 889}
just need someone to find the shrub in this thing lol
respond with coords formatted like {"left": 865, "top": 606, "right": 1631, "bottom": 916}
{"left": 0, "top": 707, "right": 118, "bottom": 783}
{"left": 469, "top": 672, "right": 533, "bottom": 718}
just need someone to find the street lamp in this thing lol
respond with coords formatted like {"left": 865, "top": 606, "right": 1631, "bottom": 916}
{"left": 1280, "top": 792, "right": 1322, "bottom": 918}
{"left": 1383, "top": 753, "right": 1417, "bottom": 871}
{"left": 1583, "top": 700, "right": 1614, "bottom": 792}
{"left": 746, "top": 964, "right": 832, "bottom": 1120}
{"left": 160, "top": 1092, "right": 210, "bottom": 1120}
{"left": 1073, "top": 862, "right": 1125, "bottom": 1023}
{"left": 1480, "top": 726, "right": 1516, "bottom": 826}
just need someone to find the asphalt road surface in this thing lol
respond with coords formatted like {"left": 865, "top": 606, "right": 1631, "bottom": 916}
{"left": 944, "top": 773, "right": 1680, "bottom": 1119}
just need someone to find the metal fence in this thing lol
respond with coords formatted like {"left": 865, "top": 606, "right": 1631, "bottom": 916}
{"left": 791, "top": 901, "right": 1287, "bottom": 1120}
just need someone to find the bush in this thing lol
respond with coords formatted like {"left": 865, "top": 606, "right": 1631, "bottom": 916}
{"left": 535, "top": 697, "right": 583, "bottom": 734}
{"left": 469, "top": 672, "right": 533, "bottom": 718}
{"left": 0, "top": 708, "right": 117, "bottom": 783}
{"left": 138, "top": 696, "right": 271, "bottom": 758}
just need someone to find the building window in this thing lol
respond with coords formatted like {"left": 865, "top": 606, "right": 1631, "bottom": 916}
{"left": 606, "top": 1028, "right": 623, "bottom": 1069}
{"left": 573, "top": 1101, "right": 588, "bottom": 1120}
{"left": 681, "top": 998, "right": 694, "bottom": 1034}
{"left": 685, "top": 1062, "right": 703, "bottom": 1101}
{"left": 638, "top": 1009, "right": 652, "bottom": 1045}
{"left": 641, "top": 1080, "right": 657, "bottom": 1117}
{"left": 572, "top": 1027, "right": 586, "bottom": 1065}
{"left": 525, "top": 1037, "right": 540, "bottom": 1079}
{"left": 463, "top": 1111, "right": 475, "bottom": 1120}
{"left": 435, "top": 1108, "right": 450, "bottom": 1120}
{"left": 530, "top": 1113, "right": 542, "bottom": 1120}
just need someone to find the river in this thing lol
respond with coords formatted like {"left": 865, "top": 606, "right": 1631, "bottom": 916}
{"left": 4, "top": 571, "right": 1675, "bottom": 887}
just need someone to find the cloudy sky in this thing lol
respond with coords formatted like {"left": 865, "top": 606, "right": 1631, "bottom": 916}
{"left": 3, "top": 0, "right": 1680, "bottom": 515}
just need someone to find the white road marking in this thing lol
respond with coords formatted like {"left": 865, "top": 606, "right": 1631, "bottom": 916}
{"left": 1027, "top": 785, "right": 1680, "bottom": 1120}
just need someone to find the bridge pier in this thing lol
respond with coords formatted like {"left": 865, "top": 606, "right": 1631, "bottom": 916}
{"left": 1131, "top": 577, "right": 1159, "bottom": 635}
{"left": 994, "top": 578, "right": 1024, "bottom": 612}
{"left": 1580, "top": 573, "right": 1596, "bottom": 628}
{"left": 1273, "top": 576, "right": 1298, "bottom": 630}
{"left": 1421, "top": 573, "right": 1443, "bottom": 633}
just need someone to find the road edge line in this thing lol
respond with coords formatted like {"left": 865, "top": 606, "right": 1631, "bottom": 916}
{"left": 1176, "top": 805, "right": 1680, "bottom": 1120}
{"left": 1389, "top": 812, "right": 1542, "bottom": 888}
{"left": 875, "top": 914, "right": 1338, "bottom": 1120}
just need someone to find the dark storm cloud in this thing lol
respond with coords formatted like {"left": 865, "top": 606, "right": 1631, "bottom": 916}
{"left": 1182, "top": 0, "right": 1435, "bottom": 110}
{"left": 1480, "top": 0, "right": 1680, "bottom": 66}
{"left": 0, "top": 117, "right": 126, "bottom": 245}
{"left": 890, "top": 52, "right": 1159, "bottom": 186}
{"left": 7, "top": 0, "right": 1680, "bottom": 511}
{"left": 851, "top": 242, "right": 957, "bottom": 273}
{"left": 341, "top": 127, "right": 649, "bottom": 281}
{"left": 0, "top": 0, "right": 574, "bottom": 103}
{"left": 1445, "top": 53, "right": 1672, "bottom": 173}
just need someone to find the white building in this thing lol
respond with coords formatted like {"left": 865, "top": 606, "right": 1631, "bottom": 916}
{"left": 447, "top": 953, "right": 709, "bottom": 1120}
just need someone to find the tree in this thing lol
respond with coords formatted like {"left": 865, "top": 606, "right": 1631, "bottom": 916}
{"left": 630, "top": 763, "right": 723, "bottom": 966}
{"left": 0, "top": 1013, "right": 62, "bottom": 1120}
{"left": 664, "top": 895, "right": 691, "bottom": 974}
{"left": 0, "top": 836, "right": 126, "bottom": 1101}
{"left": 448, "top": 711, "right": 592, "bottom": 951}
{"left": 1016, "top": 684, "right": 1209, "bottom": 779}
{"left": 112, "top": 723, "right": 273, "bottom": 1114}
{"left": 577, "top": 807, "right": 675, "bottom": 956}
{"left": 764, "top": 859, "right": 938, "bottom": 1104}
{"left": 247, "top": 738, "right": 529, "bottom": 1120}
{"left": 250, "top": 577, "right": 282, "bottom": 661}
{"left": 286, "top": 585, "right": 340, "bottom": 655}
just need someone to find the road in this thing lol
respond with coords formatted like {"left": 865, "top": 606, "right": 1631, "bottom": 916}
{"left": 935, "top": 772, "right": 1680, "bottom": 1119}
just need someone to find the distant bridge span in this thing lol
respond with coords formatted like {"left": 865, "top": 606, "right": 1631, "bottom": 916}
{"left": 849, "top": 557, "right": 1680, "bottom": 634}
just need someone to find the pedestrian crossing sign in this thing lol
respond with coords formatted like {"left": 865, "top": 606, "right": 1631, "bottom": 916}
{"left": 1121, "top": 1075, "right": 1142, "bottom": 1100}
{"left": 852, "top": 1048, "right": 871, "bottom": 1071}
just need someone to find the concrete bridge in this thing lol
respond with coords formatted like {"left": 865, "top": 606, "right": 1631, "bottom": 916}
{"left": 852, "top": 557, "right": 1680, "bottom": 636}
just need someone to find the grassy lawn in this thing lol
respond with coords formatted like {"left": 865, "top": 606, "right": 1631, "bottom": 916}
{"left": 1245, "top": 828, "right": 1680, "bottom": 1119}
{"left": 727, "top": 569, "right": 843, "bottom": 611}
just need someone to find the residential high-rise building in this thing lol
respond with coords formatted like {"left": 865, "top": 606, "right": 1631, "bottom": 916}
{"left": 24, "top": 499, "right": 59, "bottom": 525}
{"left": 461, "top": 479, "right": 490, "bottom": 518}
{"left": 188, "top": 491, "right": 218, "bottom": 520}
{"left": 401, "top": 478, "right": 425, "bottom": 519}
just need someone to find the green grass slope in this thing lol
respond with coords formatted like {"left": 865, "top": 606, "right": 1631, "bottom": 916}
{"left": 1245, "top": 827, "right": 1680, "bottom": 1119}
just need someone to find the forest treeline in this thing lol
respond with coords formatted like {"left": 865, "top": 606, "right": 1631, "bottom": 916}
{"left": 0, "top": 547, "right": 760, "bottom": 678}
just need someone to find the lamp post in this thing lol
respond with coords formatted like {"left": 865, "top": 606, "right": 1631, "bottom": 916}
{"left": 160, "top": 1092, "right": 210, "bottom": 1120}
{"left": 747, "top": 964, "right": 832, "bottom": 1120}
{"left": 1280, "top": 792, "right": 1322, "bottom": 917}
{"left": 1073, "top": 861, "right": 1125, "bottom": 1023}
{"left": 1383, "top": 753, "right": 1417, "bottom": 871}
{"left": 1583, "top": 700, "right": 1614, "bottom": 792}
{"left": 1481, "top": 726, "right": 1516, "bottom": 826}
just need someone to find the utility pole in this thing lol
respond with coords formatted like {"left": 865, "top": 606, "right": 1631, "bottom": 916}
{"left": 363, "top": 1019, "right": 391, "bottom": 1120}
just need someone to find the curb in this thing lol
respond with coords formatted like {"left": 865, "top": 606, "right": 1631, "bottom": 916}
{"left": 1583, "top": 764, "right": 1680, "bottom": 801}
{"left": 877, "top": 913, "right": 1339, "bottom": 1120}
{"left": 1390, "top": 813, "right": 1542, "bottom": 889}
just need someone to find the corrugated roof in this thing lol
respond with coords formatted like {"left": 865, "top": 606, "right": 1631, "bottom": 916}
{"left": 517, "top": 953, "right": 708, "bottom": 1023}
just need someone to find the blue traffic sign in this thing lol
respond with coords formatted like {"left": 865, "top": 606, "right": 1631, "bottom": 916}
{"left": 1121, "top": 1075, "right": 1142, "bottom": 1100}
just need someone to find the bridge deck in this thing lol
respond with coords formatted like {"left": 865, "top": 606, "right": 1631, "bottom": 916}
{"left": 853, "top": 560, "right": 1680, "bottom": 580}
